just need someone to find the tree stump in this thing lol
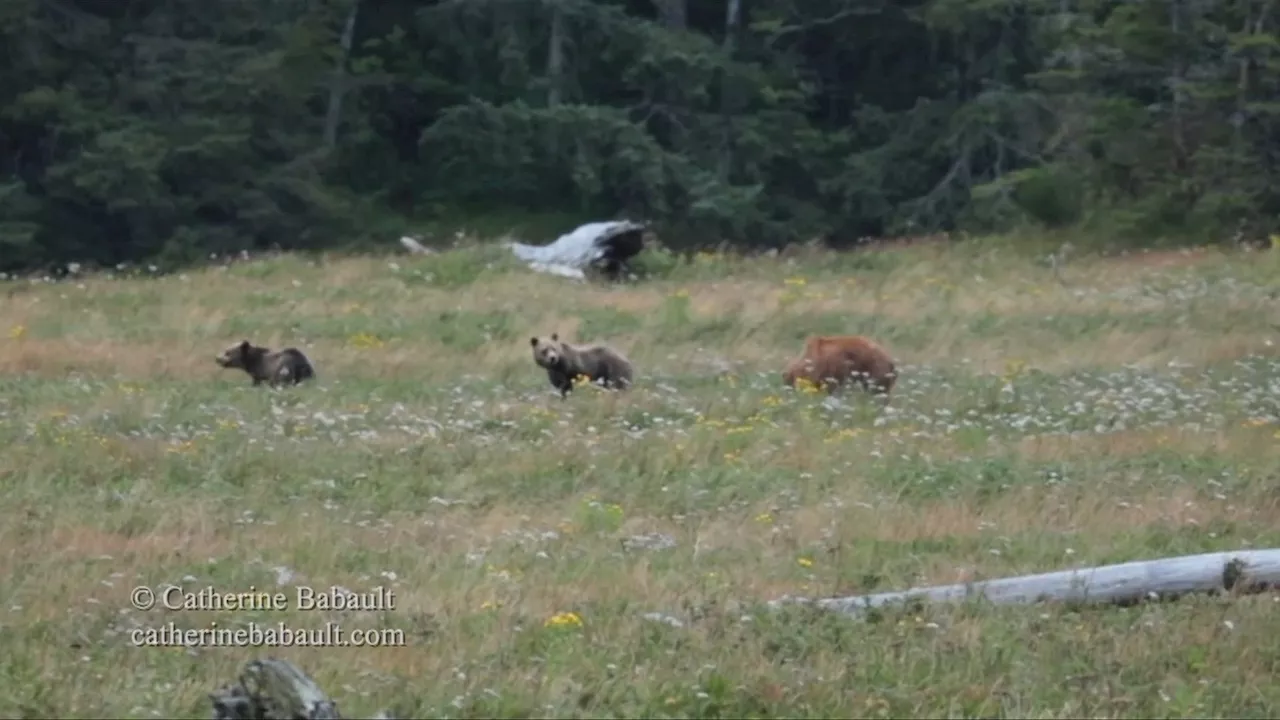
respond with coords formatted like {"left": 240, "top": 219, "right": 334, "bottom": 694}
{"left": 209, "top": 658, "right": 354, "bottom": 720}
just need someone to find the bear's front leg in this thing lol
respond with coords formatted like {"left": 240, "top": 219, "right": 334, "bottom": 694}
{"left": 548, "top": 369, "right": 573, "bottom": 397}
{"left": 853, "top": 371, "right": 871, "bottom": 393}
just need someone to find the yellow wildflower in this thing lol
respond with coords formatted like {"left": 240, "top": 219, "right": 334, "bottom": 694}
{"left": 1001, "top": 359, "right": 1027, "bottom": 383}
{"left": 545, "top": 611, "right": 583, "bottom": 629}
{"left": 347, "top": 332, "right": 386, "bottom": 349}
{"left": 824, "top": 427, "right": 862, "bottom": 443}
{"left": 166, "top": 440, "right": 198, "bottom": 455}
{"left": 795, "top": 377, "right": 822, "bottom": 395}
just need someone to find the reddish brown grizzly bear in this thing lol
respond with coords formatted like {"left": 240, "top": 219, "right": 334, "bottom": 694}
{"left": 782, "top": 334, "right": 897, "bottom": 399}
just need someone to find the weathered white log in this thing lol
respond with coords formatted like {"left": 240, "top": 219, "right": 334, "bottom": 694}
{"left": 768, "top": 549, "right": 1280, "bottom": 617}
{"left": 505, "top": 219, "right": 647, "bottom": 280}
{"left": 526, "top": 261, "right": 586, "bottom": 280}
{"left": 209, "top": 657, "right": 395, "bottom": 720}
{"left": 398, "top": 236, "right": 434, "bottom": 255}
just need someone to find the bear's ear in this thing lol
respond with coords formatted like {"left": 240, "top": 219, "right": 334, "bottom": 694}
{"left": 550, "top": 332, "right": 559, "bottom": 342}
{"left": 530, "top": 337, "right": 539, "bottom": 347}
{"left": 239, "top": 340, "right": 251, "bottom": 352}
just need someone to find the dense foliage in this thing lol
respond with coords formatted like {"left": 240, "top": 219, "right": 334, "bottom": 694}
{"left": 2, "top": 0, "right": 1277, "bottom": 271}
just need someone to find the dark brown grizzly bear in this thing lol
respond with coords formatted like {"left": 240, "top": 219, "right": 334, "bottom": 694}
{"left": 782, "top": 334, "right": 897, "bottom": 399}
{"left": 530, "top": 333, "right": 634, "bottom": 397}
{"left": 216, "top": 340, "right": 315, "bottom": 387}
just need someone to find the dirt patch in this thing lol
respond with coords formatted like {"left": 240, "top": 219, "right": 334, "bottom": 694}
{"left": 0, "top": 338, "right": 202, "bottom": 378}
{"left": 689, "top": 282, "right": 783, "bottom": 320}
{"left": 598, "top": 289, "right": 664, "bottom": 314}
{"left": 46, "top": 524, "right": 235, "bottom": 562}
{"left": 736, "top": 483, "right": 1254, "bottom": 550}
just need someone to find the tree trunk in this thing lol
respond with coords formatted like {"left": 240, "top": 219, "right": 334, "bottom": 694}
{"left": 1169, "top": 0, "right": 1187, "bottom": 173}
{"left": 717, "top": 0, "right": 741, "bottom": 180}
{"left": 547, "top": 0, "right": 564, "bottom": 106}
{"left": 652, "top": 0, "right": 687, "bottom": 29}
{"left": 322, "top": 0, "right": 361, "bottom": 152}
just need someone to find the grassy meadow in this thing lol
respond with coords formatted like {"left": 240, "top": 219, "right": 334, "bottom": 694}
{"left": 2, "top": 236, "right": 1280, "bottom": 718}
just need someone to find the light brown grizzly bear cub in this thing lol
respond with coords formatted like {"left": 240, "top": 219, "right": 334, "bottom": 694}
{"left": 783, "top": 334, "right": 897, "bottom": 399}
{"left": 216, "top": 340, "right": 315, "bottom": 387}
{"left": 530, "top": 333, "right": 634, "bottom": 397}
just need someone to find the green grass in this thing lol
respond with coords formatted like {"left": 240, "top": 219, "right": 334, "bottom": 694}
{"left": 1, "top": 237, "right": 1279, "bottom": 717}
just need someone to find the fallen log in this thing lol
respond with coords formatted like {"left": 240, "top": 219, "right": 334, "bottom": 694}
{"left": 505, "top": 219, "right": 648, "bottom": 281}
{"left": 768, "top": 548, "right": 1280, "bottom": 617}
{"left": 209, "top": 657, "right": 394, "bottom": 720}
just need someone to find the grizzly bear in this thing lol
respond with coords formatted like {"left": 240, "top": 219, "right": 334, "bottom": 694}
{"left": 530, "top": 333, "right": 634, "bottom": 397}
{"left": 215, "top": 340, "right": 315, "bottom": 387}
{"left": 782, "top": 334, "right": 897, "bottom": 399}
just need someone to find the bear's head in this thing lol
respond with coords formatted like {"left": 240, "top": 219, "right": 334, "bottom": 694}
{"left": 782, "top": 356, "right": 816, "bottom": 388}
{"left": 216, "top": 340, "right": 266, "bottom": 370}
{"left": 530, "top": 333, "right": 567, "bottom": 370}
